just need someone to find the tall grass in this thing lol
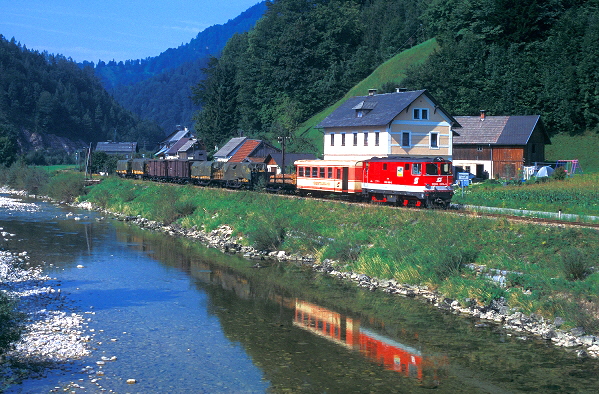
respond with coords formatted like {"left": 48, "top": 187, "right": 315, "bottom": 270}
{"left": 82, "top": 177, "right": 599, "bottom": 332}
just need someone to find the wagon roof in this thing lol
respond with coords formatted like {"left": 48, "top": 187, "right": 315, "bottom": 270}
{"left": 294, "top": 159, "right": 364, "bottom": 166}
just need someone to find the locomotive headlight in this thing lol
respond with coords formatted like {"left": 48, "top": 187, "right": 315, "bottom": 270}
{"left": 425, "top": 183, "right": 431, "bottom": 189}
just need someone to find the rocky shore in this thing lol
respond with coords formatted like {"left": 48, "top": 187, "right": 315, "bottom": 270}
{"left": 74, "top": 200, "right": 599, "bottom": 360}
{"left": 0, "top": 194, "right": 92, "bottom": 389}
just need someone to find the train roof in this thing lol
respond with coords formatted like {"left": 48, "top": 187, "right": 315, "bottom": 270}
{"left": 294, "top": 159, "right": 364, "bottom": 166}
{"left": 365, "top": 156, "right": 449, "bottom": 163}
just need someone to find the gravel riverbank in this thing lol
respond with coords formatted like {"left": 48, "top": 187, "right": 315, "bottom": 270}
{"left": 0, "top": 192, "right": 92, "bottom": 389}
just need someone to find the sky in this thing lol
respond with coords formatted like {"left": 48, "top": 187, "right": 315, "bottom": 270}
{"left": 0, "top": 0, "right": 262, "bottom": 63}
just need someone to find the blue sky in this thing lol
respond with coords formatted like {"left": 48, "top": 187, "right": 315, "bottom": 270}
{"left": 0, "top": 0, "right": 262, "bottom": 63}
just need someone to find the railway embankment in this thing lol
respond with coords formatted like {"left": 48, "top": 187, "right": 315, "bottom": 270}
{"left": 73, "top": 177, "right": 599, "bottom": 358}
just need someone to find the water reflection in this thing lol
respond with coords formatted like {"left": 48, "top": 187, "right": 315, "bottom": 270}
{"left": 292, "top": 299, "right": 448, "bottom": 384}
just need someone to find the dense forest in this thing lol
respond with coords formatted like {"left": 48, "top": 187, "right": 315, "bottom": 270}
{"left": 0, "top": 35, "right": 164, "bottom": 166}
{"left": 94, "top": 2, "right": 267, "bottom": 132}
{"left": 193, "top": 0, "right": 599, "bottom": 153}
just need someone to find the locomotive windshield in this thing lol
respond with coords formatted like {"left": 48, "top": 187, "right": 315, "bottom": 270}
{"left": 440, "top": 163, "right": 452, "bottom": 175}
{"left": 425, "top": 163, "right": 438, "bottom": 175}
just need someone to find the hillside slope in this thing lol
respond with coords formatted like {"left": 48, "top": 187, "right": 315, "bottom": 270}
{"left": 295, "top": 38, "right": 439, "bottom": 156}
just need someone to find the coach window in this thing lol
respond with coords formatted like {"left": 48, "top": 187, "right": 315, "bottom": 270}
{"left": 405, "top": 163, "right": 410, "bottom": 171}
{"left": 299, "top": 167, "right": 304, "bottom": 177}
{"left": 312, "top": 167, "right": 318, "bottom": 177}
{"left": 382, "top": 164, "right": 387, "bottom": 171}
{"left": 412, "top": 163, "right": 422, "bottom": 175}
{"left": 426, "top": 163, "right": 438, "bottom": 175}
{"left": 337, "top": 169, "right": 341, "bottom": 179}
{"left": 320, "top": 167, "right": 325, "bottom": 178}
{"left": 327, "top": 167, "right": 333, "bottom": 178}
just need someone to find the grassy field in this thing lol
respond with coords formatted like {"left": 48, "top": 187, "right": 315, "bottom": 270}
{"left": 81, "top": 177, "right": 599, "bottom": 333}
{"left": 453, "top": 172, "right": 599, "bottom": 217}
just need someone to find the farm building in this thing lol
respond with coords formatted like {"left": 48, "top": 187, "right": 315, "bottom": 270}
{"left": 214, "top": 137, "right": 281, "bottom": 163}
{"left": 317, "top": 89, "right": 460, "bottom": 161}
{"left": 452, "top": 112, "right": 551, "bottom": 179}
{"left": 95, "top": 142, "right": 137, "bottom": 158}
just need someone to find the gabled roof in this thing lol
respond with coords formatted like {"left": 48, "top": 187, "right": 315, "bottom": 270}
{"left": 229, "top": 139, "right": 262, "bottom": 162}
{"left": 214, "top": 137, "right": 247, "bottom": 158}
{"left": 95, "top": 142, "right": 137, "bottom": 153}
{"left": 160, "top": 128, "right": 193, "bottom": 145}
{"left": 317, "top": 89, "right": 460, "bottom": 129}
{"left": 166, "top": 138, "right": 191, "bottom": 155}
{"left": 453, "top": 115, "right": 550, "bottom": 145}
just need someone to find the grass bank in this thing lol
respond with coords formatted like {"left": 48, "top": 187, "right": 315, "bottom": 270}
{"left": 453, "top": 173, "right": 599, "bottom": 217}
{"left": 81, "top": 177, "right": 599, "bottom": 334}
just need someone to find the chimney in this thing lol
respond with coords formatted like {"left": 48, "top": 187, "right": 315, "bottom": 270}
{"left": 368, "top": 89, "right": 377, "bottom": 96}
{"left": 480, "top": 110, "right": 486, "bottom": 121}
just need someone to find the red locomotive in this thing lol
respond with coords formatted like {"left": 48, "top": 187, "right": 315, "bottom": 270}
{"left": 295, "top": 157, "right": 453, "bottom": 208}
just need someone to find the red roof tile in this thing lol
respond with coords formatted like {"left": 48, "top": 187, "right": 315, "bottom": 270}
{"left": 228, "top": 139, "right": 261, "bottom": 162}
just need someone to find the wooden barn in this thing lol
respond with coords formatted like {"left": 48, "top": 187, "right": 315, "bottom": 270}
{"left": 452, "top": 112, "right": 551, "bottom": 179}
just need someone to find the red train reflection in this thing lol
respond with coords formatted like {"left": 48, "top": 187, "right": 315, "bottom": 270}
{"left": 293, "top": 300, "right": 447, "bottom": 383}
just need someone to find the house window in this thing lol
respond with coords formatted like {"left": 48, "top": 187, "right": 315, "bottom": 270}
{"left": 356, "top": 110, "right": 363, "bottom": 118}
{"left": 341, "top": 133, "right": 346, "bottom": 146}
{"left": 413, "top": 108, "right": 429, "bottom": 120}
{"left": 401, "top": 132, "right": 411, "bottom": 147}
{"left": 364, "top": 132, "right": 368, "bottom": 146}
{"left": 477, "top": 145, "right": 483, "bottom": 152}
{"left": 412, "top": 163, "right": 422, "bottom": 175}
{"left": 375, "top": 132, "right": 380, "bottom": 146}
{"left": 353, "top": 132, "right": 358, "bottom": 146}
{"left": 330, "top": 133, "right": 334, "bottom": 146}
{"left": 430, "top": 132, "right": 439, "bottom": 149}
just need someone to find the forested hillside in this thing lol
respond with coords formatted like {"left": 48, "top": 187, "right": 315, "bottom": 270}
{"left": 91, "top": 2, "right": 266, "bottom": 90}
{"left": 0, "top": 35, "right": 163, "bottom": 166}
{"left": 193, "top": 0, "right": 599, "bottom": 155}
{"left": 94, "top": 2, "right": 267, "bottom": 132}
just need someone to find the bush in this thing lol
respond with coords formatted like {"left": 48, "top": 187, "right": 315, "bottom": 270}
{"left": 551, "top": 166, "right": 568, "bottom": 181}
{"left": 0, "top": 293, "right": 23, "bottom": 355}
{"left": 561, "top": 247, "right": 593, "bottom": 281}
{"left": 43, "top": 171, "right": 86, "bottom": 202}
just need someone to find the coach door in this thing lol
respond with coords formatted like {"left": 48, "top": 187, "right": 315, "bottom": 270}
{"left": 342, "top": 167, "right": 349, "bottom": 192}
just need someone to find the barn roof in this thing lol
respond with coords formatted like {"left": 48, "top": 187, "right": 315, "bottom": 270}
{"left": 95, "top": 142, "right": 137, "bottom": 153}
{"left": 453, "top": 115, "right": 550, "bottom": 145}
{"left": 214, "top": 137, "right": 247, "bottom": 159}
{"left": 229, "top": 139, "right": 262, "bottom": 162}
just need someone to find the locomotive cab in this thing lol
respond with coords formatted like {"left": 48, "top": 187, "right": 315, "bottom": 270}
{"left": 362, "top": 157, "right": 453, "bottom": 208}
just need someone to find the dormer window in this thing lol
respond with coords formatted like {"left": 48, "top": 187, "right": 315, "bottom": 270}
{"left": 356, "top": 110, "right": 364, "bottom": 118}
{"left": 352, "top": 100, "right": 377, "bottom": 118}
{"left": 413, "top": 108, "right": 429, "bottom": 120}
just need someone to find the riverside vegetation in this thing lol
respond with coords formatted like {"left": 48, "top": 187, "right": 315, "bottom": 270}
{"left": 76, "top": 176, "right": 599, "bottom": 336}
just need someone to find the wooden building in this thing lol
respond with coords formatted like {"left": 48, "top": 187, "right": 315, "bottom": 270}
{"left": 453, "top": 112, "right": 551, "bottom": 179}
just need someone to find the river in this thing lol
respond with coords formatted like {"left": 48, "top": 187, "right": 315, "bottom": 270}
{"left": 1, "top": 193, "right": 599, "bottom": 393}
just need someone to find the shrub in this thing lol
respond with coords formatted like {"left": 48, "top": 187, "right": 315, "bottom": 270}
{"left": 0, "top": 293, "right": 23, "bottom": 355}
{"left": 246, "top": 219, "right": 286, "bottom": 251}
{"left": 43, "top": 171, "right": 86, "bottom": 202}
{"left": 561, "top": 247, "right": 593, "bottom": 281}
{"left": 434, "top": 248, "right": 478, "bottom": 281}
{"left": 551, "top": 166, "right": 568, "bottom": 181}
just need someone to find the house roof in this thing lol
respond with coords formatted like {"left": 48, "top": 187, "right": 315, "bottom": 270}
{"left": 95, "top": 142, "right": 137, "bottom": 153}
{"left": 453, "top": 115, "right": 550, "bottom": 145}
{"left": 178, "top": 139, "right": 198, "bottom": 153}
{"left": 317, "top": 89, "right": 460, "bottom": 129}
{"left": 229, "top": 139, "right": 262, "bottom": 162}
{"left": 160, "top": 128, "right": 193, "bottom": 145}
{"left": 166, "top": 138, "right": 191, "bottom": 155}
{"left": 268, "top": 153, "right": 318, "bottom": 166}
{"left": 214, "top": 137, "right": 247, "bottom": 158}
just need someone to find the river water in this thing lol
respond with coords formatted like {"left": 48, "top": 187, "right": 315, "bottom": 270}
{"left": 2, "top": 193, "right": 599, "bottom": 393}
